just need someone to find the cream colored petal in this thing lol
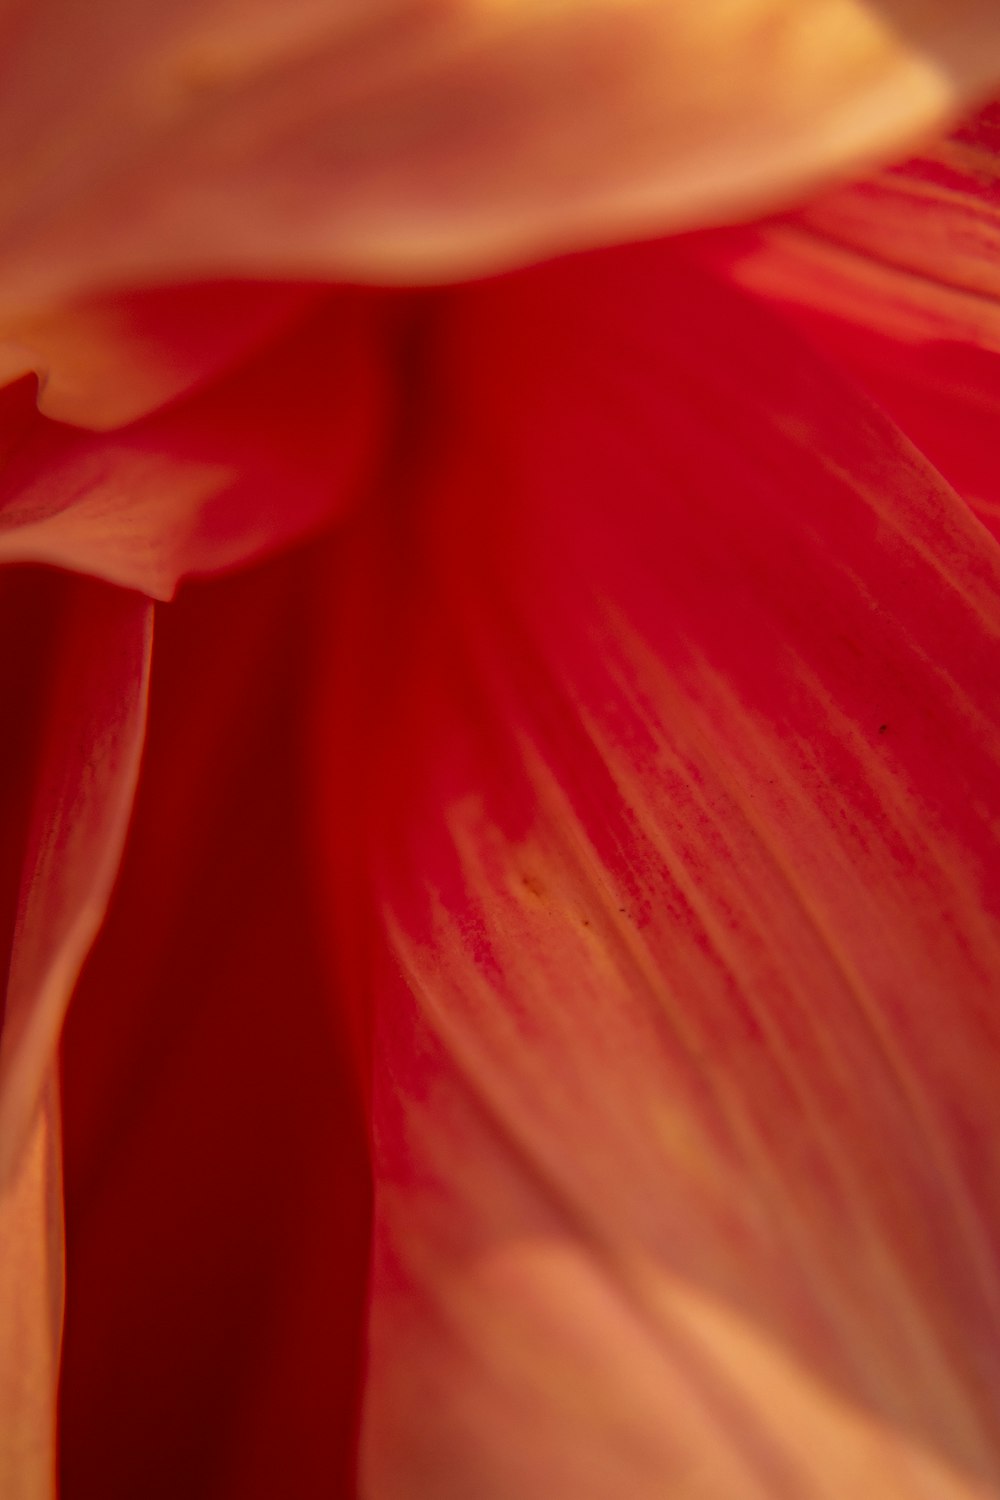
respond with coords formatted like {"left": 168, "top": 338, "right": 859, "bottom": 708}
{"left": 0, "top": 0, "right": 999, "bottom": 299}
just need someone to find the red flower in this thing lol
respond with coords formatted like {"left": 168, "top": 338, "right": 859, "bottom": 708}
{"left": 1, "top": 5, "right": 999, "bottom": 1497}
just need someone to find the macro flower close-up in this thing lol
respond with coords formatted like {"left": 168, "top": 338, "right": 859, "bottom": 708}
{"left": 2, "top": 1, "right": 1000, "bottom": 1496}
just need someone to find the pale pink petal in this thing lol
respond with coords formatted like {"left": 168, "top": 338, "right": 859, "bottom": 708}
{"left": 309, "top": 242, "right": 1000, "bottom": 1496}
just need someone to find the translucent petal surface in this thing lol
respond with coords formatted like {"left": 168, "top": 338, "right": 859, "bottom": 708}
{"left": 308, "top": 244, "right": 1000, "bottom": 1497}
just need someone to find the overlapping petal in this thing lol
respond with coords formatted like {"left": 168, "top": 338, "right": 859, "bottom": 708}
{"left": 0, "top": 290, "right": 390, "bottom": 599}
{"left": 0, "top": 0, "right": 999, "bottom": 305}
{"left": 0, "top": 233, "right": 389, "bottom": 1500}
{"left": 0, "top": 283, "right": 321, "bottom": 430}
{"left": 702, "top": 101, "right": 1000, "bottom": 533}
{"left": 0, "top": 4, "right": 994, "bottom": 1494}
{"left": 58, "top": 552, "right": 370, "bottom": 1500}
{"left": 308, "top": 242, "right": 1000, "bottom": 1497}
{"left": 0, "top": 570, "right": 151, "bottom": 1500}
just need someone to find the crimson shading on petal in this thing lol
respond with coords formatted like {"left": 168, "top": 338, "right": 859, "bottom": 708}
{"left": 308, "top": 241, "right": 1000, "bottom": 1498}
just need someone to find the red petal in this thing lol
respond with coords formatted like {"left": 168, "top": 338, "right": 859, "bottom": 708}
{"left": 311, "top": 243, "right": 1000, "bottom": 1495}
{"left": 703, "top": 100, "right": 1000, "bottom": 536}
{"left": 0, "top": 568, "right": 151, "bottom": 1498}
{"left": 0, "top": 283, "right": 322, "bottom": 430}
{"left": 59, "top": 549, "right": 370, "bottom": 1499}
{"left": 0, "top": 290, "right": 391, "bottom": 598}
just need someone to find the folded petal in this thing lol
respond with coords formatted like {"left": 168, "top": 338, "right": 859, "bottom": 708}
{"left": 0, "top": 575, "right": 151, "bottom": 1191}
{"left": 0, "top": 290, "right": 390, "bottom": 598}
{"left": 312, "top": 243, "right": 1000, "bottom": 1496}
{"left": 702, "top": 99, "right": 1000, "bottom": 534}
{"left": 2, "top": 1, "right": 1000, "bottom": 296}
{"left": 0, "top": 569, "right": 151, "bottom": 1499}
{"left": 715, "top": 99, "right": 1000, "bottom": 351}
{"left": 0, "top": 283, "right": 322, "bottom": 430}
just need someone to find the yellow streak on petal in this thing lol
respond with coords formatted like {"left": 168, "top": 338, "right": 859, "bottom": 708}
{"left": 714, "top": 125, "right": 1000, "bottom": 353}
{"left": 372, "top": 595, "right": 1000, "bottom": 1491}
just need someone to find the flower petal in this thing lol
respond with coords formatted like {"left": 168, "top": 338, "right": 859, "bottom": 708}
{"left": 716, "top": 100, "right": 1000, "bottom": 351}
{"left": 0, "top": 575, "right": 151, "bottom": 1192}
{"left": 0, "top": 290, "right": 390, "bottom": 598}
{"left": 0, "top": 569, "right": 151, "bottom": 1499}
{"left": 311, "top": 243, "right": 1000, "bottom": 1495}
{"left": 0, "top": 283, "right": 323, "bottom": 431}
{"left": 0, "top": 1075, "right": 61, "bottom": 1500}
{"left": 59, "top": 551, "right": 370, "bottom": 1499}
{"left": 702, "top": 100, "right": 1000, "bottom": 534}
{"left": 1, "top": 1, "right": 1000, "bottom": 294}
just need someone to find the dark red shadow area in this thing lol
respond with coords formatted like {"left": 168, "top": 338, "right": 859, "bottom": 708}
{"left": 0, "top": 566, "right": 64, "bottom": 1029}
{"left": 58, "top": 546, "right": 371, "bottom": 1498}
